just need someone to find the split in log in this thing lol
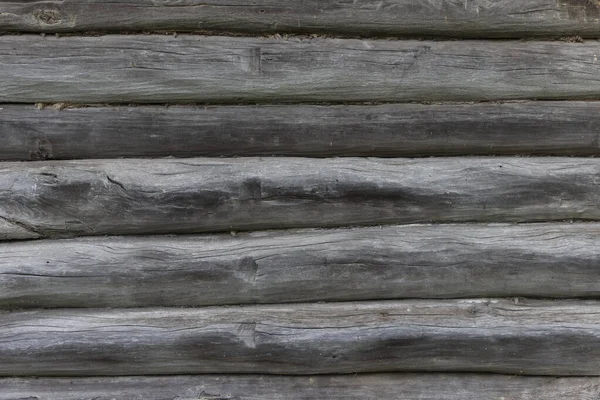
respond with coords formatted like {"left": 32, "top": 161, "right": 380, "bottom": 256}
{"left": 3, "top": 373, "right": 600, "bottom": 400}
{"left": 3, "top": 36, "right": 600, "bottom": 103}
{"left": 4, "top": 102, "right": 600, "bottom": 161}
{"left": 2, "top": 157, "right": 600, "bottom": 240}
{"left": 1, "top": 0, "right": 600, "bottom": 39}
{"left": 3, "top": 299, "right": 600, "bottom": 376}
{"left": 3, "top": 223, "right": 600, "bottom": 308}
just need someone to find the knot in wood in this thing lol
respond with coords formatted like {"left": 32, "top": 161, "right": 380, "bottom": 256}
{"left": 35, "top": 138, "right": 53, "bottom": 160}
{"left": 34, "top": 9, "right": 62, "bottom": 25}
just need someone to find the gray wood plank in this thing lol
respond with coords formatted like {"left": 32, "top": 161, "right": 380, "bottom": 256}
{"left": 2, "top": 0, "right": 600, "bottom": 38}
{"left": 3, "top": 35, "right": 600, "bottom": 103}
{"left": 3, "top": 157, "right": 600, "bottom": 240}
{"left": 3, "top": 299, "right": 600, "bottom": 376}
{"left": 3, "top": 373, "right": 600, "bottom": 400}
{"left": 3, "top": 223, "right": 600, "bottom": 308}
{"left": 5, "top": 102, "right": 600, "bottom": 161}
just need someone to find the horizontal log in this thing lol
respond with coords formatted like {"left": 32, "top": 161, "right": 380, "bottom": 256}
{"left": 5, "top": 102, "right": 600, "bottom": 161}
{"left": 3, "top": 374, "right": 600, "bottom": 400}
{"left": 3, "top": 157, "right": 600, "bottom": 240}
{"left": 3, "top": 36, "right": 600, "bottom": 103}
{"left": 3, "top": 223, "right": 600, "bottom": 308}
{"left": 2, "top": 0, "right": 600, "bottom": 39}
{"left": 4, "top": 299, "right": 600, "bottom": 376}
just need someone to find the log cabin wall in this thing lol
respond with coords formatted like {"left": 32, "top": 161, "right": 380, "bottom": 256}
{"left": 2, "top": 1, "right": 600, "bottom": 398}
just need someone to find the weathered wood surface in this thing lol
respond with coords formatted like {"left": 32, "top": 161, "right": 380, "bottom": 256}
{"left": 2, "top": 0, "right": 600, "bottom": 38}
{"left": 3, "top": 36, "right": 600, "bottom": 103}
{"left": 5, "top": 102, "right": 600, "bottom": 160}
{"left": 3, "top": 299, "right": 600, "bottom": 376}
{"left": 4, "top": 374, "right": 600, "bottom": 400}
{"left": 4, "top": 223, "right": 600, "bottom": 308}
{"left": 3, "top": 157, "right": 600, "bottom": 241}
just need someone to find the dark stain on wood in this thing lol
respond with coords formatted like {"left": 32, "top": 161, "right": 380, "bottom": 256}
{"left": 3, "top": 103, "right": 600, "bottom": 160}
{"left": 3, "top": 0, "right": 600, "bottom": 37}
{"left": 3, "top": 157, "right": 600, "bottom": 240}
{"left": 3, "top": 223, "right": 600, "bottom": 308}
{"left": 3, "top": 300, "right": 600, "bottom": 376}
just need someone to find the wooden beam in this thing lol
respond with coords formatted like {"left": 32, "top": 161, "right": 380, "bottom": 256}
{"left": 3, "top": 373, "right": 600, "bottom": 399}
{"left": 3, "top": 157, "right": 600, "bottom": 240}
{"left": 1, "top": 0, "right": 600, "bottom": 38}
{"left": 3, "top": 223, "right": 600, "bottom": 308}
{"left": 3, "top": 299, "right": 600, "bottom": 376}
{"left": 4, "top": 102, "right": 600, "bottom": 161}
{"left": 2, "top": 36, "right": 600, "bottom": 103}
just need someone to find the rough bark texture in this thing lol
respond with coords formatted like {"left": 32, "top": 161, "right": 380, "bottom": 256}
{"left": 3, "top": 36, "right": 600, "bottom": 103}
{"left": 3, "top": 223, "right": 600, "bottom": 308}
{"left": 3, "top": 300, "right": 600, "bottom": 376}
{"left": 3, "top": 157, "right": 600, "bottom": 240}
{"left": 4, "top": 102, "right": 600, "bottom": 161}
{"left": 3, "top": 373, "right": 600, "bottom": 400}
{"left": 1, "top": 0, "right": 600, "bottom": 38}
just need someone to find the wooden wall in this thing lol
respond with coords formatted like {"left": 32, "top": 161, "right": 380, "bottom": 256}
{"left": 3, "top": 0, "right": 600, "bottom": 38}
{"left": 2, "top": 0, "right": 600, "bottom": 398}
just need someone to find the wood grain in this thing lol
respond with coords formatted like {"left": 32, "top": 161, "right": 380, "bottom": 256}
{"left": 3, "top": 156, "right": 600, "bottom": 240}
{"left": 3, "top": 157, "right": 600, "bottom": 240}
{"left": 3, "top": 299, "right": 600, "bottom": 376}
{"left": 3, "top": 373, "right": 600, "bottom": 400}
{"left": 4, "top": 102, "right": 600, "bottom": 161}
{"left": 2, "top": 0, "right": 600, "bottom": 38}
{"left": 3, "top": 223, "right": 600, "bottom": 308}
{"left": 3, "top": 35, "right": 600, "bottom": 103}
